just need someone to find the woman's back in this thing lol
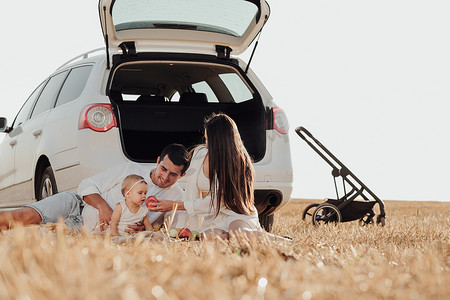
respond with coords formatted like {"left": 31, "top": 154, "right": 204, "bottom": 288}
{"left": 203, "top": 113, "right": 255, "bottom": 216}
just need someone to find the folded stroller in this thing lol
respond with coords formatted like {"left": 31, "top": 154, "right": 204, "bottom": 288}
{"left": 295, "top": 127, "right": 386, "bottom": 226}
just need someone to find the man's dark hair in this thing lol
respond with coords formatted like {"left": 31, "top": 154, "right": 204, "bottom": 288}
{"left": 160, "top": 143, "right": 190, "bottom": 174}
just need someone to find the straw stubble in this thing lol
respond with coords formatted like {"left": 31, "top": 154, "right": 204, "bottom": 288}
{"left": 0, "top": 200, "right": 448, "bottom": 300}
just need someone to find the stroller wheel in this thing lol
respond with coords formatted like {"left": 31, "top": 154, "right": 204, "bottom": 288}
{"left": 376, "top": 215, "right": 386, "bottom": 227}
{"left": 358, "top": 214, "right": 374, "bottom": 226}
{"left": 302, "top": 203, "right": 319, "bottom": 223}
{"left": 312, "top": 203, "right": 342, "bottom": 226}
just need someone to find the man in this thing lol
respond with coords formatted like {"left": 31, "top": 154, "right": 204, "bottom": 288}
{"left": 0, "top": 143, "right": 189, "bottom": 232}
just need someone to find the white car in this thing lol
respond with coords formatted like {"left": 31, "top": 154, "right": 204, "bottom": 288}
{"left": 0, "top": 0, "right": 292, "bottom": 230}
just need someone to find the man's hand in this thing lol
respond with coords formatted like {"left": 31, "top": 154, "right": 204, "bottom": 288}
{"left": 83, "top": 194, "right": 113, "bottom": 231}
{"left": 147, "top": 200, "right": 184, "bottom": 212}
{"left": 125, "top": 221, "right": 145, "bottom": 234}
{"left": 98, "top": 202, "right": 113, "bottom": 231}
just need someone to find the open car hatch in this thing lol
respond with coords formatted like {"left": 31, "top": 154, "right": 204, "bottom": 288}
{"left": 98, "top": 0, "right": 270, "bottom": 58}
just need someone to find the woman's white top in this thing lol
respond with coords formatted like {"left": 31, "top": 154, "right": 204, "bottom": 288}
{"left": 116, "top": 200, "right": 149, "bottom": 236}
{"left": 182, "top": 146, "right": 261, "bottom": 232}
{"left": 196, "top": 162, "right": 210, "bottom": 191}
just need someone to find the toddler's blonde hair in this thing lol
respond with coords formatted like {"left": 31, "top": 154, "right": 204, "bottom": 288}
{"left": 121, "top": 174, "right": 146, "bottom": 196}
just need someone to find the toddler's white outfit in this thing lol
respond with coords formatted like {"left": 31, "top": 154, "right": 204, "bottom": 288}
{"left": 116, "top": 200, "right": 149, "bottom": 236}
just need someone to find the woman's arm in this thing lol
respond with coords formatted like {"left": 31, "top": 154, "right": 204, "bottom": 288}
{"left": 148, "top": 197, "right": 219, "bottom": 218}
{"left": 183, "top": 195, "right": 216, "bottom": 217}
{"left": 147, "top": 200, "right": 185, "bottom": 212}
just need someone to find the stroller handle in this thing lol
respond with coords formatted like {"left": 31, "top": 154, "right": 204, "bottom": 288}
{"left": 295, "top": 126, "right": 340, "bottom": 174}
{"left": 295, "top": 125, "right": 386, "bottom": 219}
{"left": 295, "top": 126, "right": 311, "bottom": 141}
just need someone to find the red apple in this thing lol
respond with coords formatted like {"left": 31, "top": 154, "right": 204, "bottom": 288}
{"left": 178, "top": 227, "right": 192, "bottom": 239}
{"left": 145, "top": 196, "right": 158, "bottom": 209}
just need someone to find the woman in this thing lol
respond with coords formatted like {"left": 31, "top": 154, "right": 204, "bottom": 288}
{"left": 150, "top": 113, "right": 288, "bottom": 241}
{"left": 186, "top": 112, "right": 261, "bottom": 238}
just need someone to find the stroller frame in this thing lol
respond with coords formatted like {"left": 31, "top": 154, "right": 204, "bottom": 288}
{"left": 295, "top": 126, "right": 386, "bottom": 226}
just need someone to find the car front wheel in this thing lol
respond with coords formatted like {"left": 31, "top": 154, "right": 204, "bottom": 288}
{"left": 37, "top": 166, "right": 58, "bottom": 200}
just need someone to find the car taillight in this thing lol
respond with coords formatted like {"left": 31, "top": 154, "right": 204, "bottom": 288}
{"left": 79, "top": 104, "right": 117, "bottom": 132}
{"left": 272, "top": 107, "right": 289, "bottom": 134}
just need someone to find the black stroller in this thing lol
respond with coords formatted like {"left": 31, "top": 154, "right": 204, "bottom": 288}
{"left": 295, "top": 127, "right": 386, "bottom": 226}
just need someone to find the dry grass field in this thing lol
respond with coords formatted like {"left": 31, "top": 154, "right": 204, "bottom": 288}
{"left": 0, "top": 199, "right": 448, "bottom": 300}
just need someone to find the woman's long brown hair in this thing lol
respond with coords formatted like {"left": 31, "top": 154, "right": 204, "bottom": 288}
{"left": 204, "top": 113, "right": 255, "bottom": 216}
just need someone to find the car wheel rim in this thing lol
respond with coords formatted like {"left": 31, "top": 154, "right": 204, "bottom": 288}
{"left": 41, "top": 178, "right": 53, "bottom": 199}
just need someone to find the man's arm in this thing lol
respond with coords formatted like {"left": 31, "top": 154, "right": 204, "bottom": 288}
{"left": 83, "top": 194, "right": 113, "bottom": 231}
{"left": 78, "top": 162, "right": 147, "bottom": 231}
{"left": 77, "top": 163, "right": 139, "bottom": 197}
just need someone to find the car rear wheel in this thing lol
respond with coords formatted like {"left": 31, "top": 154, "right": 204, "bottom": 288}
{"left": 37, "top": 166, "right": 58, "bottom": 200}
{"left": 259, "top": 213, "right": 274, "bottom": 232}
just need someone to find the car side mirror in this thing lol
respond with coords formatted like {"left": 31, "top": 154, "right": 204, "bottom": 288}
{"left": 0, "top": 117, "right": 9, "bottom": 132}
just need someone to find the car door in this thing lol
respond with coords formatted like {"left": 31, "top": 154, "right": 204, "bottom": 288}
{"left": 13, "top": 71, "right": 69, "bottom": 202}
{"left": 0, "top": 82, "right": 45, "bottom": 206}
{"left": 0, "top": 133, "right": 16, "bottom": 194}
{"left": 42, "top": 65, "right": 94, "bottom": 191}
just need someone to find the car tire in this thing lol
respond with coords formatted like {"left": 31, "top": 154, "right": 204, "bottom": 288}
{"left": 37, "top": 166, "right": 58, "bottom": 200}
{"left": 259, "top": 213, "right": 274, "bottom": 232}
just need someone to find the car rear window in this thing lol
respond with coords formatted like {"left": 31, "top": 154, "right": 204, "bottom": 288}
{"left": 111, "top": 0, "right": 259, "bottom": 37}
{"left": 112, "top": 62, "right": 254, "bottom": 104}
{"left": 219, "top": 73, "right": 253, "bottom": 103}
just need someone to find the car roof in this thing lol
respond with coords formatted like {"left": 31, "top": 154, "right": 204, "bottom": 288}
{"left": 55, "top": 48, "right": 106, "bottom": 72}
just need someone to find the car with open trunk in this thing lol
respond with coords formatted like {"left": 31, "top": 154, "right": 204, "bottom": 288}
{"left": 0, "top": 0, "right": 292, "bottom": 230}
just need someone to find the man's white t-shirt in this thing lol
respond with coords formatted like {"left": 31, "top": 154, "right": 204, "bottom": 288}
{"left": 78, "top": 162, "right": 184, "bottom": 232}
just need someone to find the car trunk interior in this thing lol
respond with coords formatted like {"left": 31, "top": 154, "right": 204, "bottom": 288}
{"left": 108, "top": 60, "right": 267, "bottom": 163}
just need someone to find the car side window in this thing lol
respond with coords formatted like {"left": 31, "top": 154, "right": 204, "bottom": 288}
{"left": 192, "top": 81, "right": 219, "bottom": 102}
{"left": 30, "top": 71, "right": 69, "bottom": 118}
{"left": 55, "top": 65, "right": 93, "bottom": 107}
{"left": 219, "top": 73, "right": 253, "bottom": 103}
{"left": 13, "top": 82, "right": 46, "bottom": 127}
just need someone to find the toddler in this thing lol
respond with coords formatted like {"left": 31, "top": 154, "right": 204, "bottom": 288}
{"left": 110, "top": 174, "right": 153, "bottom": 236}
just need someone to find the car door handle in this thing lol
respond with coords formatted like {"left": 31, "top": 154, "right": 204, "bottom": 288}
{"left": 33, "top": 129, "right": 42, "bottom": 137}
{"left": 9, "top": 139, "right": 17, "bottom": 146}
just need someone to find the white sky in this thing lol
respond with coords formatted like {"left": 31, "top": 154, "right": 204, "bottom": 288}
{"left": 1, "top": 1, "right": 449, "bottom": 201}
